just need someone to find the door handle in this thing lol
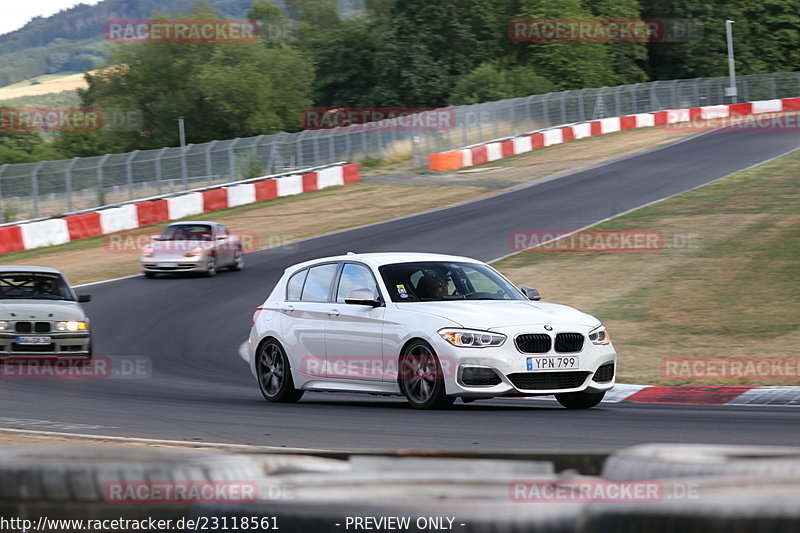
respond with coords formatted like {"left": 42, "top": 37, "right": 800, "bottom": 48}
{"left": 327, "top": 309, "right": 340, "bottom": 317}
{"left": 279, "top": 305, "right": 294, "bottom": 313}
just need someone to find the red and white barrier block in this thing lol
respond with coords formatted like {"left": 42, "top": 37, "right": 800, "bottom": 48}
{"left": 0, "top": 162, "right": 360, "bottom": 255}
{"left": 528, "top": 383, "right": 800, "bottom": 406}
{"left": 429, "top": 97, "right": 800, "bottom": 171}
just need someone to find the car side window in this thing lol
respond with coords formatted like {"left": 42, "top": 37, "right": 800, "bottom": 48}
{"left": 300, "top": 264, "right": 338, "bottom": 302}
{"left": 286, "top": 269, "right": 308, "bottom": 301}
{"left": 337, "top": 263, "right": 379, "bottom": 303}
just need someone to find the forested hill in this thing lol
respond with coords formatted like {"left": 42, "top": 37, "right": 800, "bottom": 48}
{"left": 0, "top": 0, "right": 265, "bottom": 86}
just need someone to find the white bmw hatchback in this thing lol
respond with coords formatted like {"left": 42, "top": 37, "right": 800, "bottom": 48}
{"left": 245, "top": 253, "right": 616, "bottom": 409}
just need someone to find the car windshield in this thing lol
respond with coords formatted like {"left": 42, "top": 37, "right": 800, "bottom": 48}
{"left": 379, "top": 261, "right": 525, "bottom": 302}
{"left": 0, "top": 272, "right": 75, "bottom": 301}
{"left": 159, "top": 224, "right": 213, "bottom": 241}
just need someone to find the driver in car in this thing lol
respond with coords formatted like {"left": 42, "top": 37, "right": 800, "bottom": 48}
{"left": 416, "top": 272, "right": 448, "bottom": 299}
{"left": 32, "top": 278, "right": 59, "bottom": 298}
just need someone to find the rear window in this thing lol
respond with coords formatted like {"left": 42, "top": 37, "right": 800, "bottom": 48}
{"left": 0, "top": 272, "right": 75, "bottom": 301}
{"left": 286, "top": 269, "right": 308, "bottom": 301}
{"left": 300, "top": 264, "right": 338, "bottom": 302}
{"left": 160, "top": 224, "right": 213, "bottom": 241}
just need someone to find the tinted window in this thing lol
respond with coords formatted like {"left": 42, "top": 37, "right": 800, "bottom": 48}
{"left": 286, "top": 269, "right": 308, "bottom": 301}
{"left": 160, "top": 224, "right": 213, "bottom": 241}
{"left": 336, "top": 263, "right": 379, "bottom": 303}
{"left": 301, "top": 264, "right": 338, "bottom": 302}
{"left": 0, "top": 272, "right": 75, "bottom": 301}
{"left": 378, "top": 262, "right": 525, "bottom": 302}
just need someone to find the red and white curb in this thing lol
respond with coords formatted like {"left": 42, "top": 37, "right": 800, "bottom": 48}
{"left": 533, "top": 384, "right": 800, "bottom": 406}
{"left": 0, "top": 162, "right": 360, "bottom": 256}
{"left": 428, "top": 97, "right": 800, "bottom": 171}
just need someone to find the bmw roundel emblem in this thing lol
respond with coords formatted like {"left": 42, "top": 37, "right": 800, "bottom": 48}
{"left": 544, "top": 325, "right": 553, "bottom": 331}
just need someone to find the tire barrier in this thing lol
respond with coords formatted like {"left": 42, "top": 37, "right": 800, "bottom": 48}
{"left": 1, "top": 444, "right": 799, "bottom": 532}
{"left": 602, "top": 443, "right": 800, "bottom": 480}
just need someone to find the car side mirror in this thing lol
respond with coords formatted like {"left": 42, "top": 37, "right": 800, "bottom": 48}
{"left": 78, "top": 294, "right": 91, "bottom": 303}
{"left": 521, "top": 286, "right": 541, "bottom": 301}
{"left": 216, "top": 235, "right": 226, "bottom": 240}
{"left": 151, "top": 234, "right": 162, "bottom": 241}
{"left": 344, "top": 289, "right": 382, "bottom": 307}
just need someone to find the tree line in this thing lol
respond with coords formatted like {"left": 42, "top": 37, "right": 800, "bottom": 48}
{"left": 1, "top": 0, "right": 798, "bottom": 165}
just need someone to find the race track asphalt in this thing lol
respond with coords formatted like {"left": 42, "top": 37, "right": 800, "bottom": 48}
{"left": 1, "top": 121, "right": 798, "bottom": 452}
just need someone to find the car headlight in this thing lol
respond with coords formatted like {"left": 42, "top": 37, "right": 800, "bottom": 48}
{"left": 439, "top": 328, "right": 506, "bottom": 348}
{"left": 588, "top": 325, "right": 611, "bottom": 345}
{"left": 56, "top": 321, "right": 88, "bottom": 332}
{"left": 185, "top": 246, "right": 205, "bottom": 257}
{"left": 0, "top": 321, "right": 8, "bottom": 331}
{"left": 142, "top": 247, "right": 154, "bottom": 254}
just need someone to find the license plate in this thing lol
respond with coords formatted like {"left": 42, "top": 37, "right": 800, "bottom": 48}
{"left": 161, "top": 262, "right": 179, "bottom": 268}
{"left": 527, "top": 356, "right": 578, "bottom": 370}
{"left": 16, "top": 336, "right": 52, "bottom": 345}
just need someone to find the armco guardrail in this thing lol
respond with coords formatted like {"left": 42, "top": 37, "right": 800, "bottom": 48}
{"left": 0, "top": 162, "right": 359, "bottom": 255}
{"left": 428, "top": 96, "right": 800, "bottom": 170}
{"left": 0, "top": 72, "right": 798, "bottom": 221}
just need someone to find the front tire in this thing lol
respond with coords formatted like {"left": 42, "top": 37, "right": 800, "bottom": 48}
{"left": 204, "top": 254, "right": 217, "bottom": 277}
{"left": 256, "top": 339, "right": 303, "bottom": 403}
{"left": 556, "top": 390, "right": 606, "bottom": 409}
{"left": 144, "top": 271, "right": 157, "bottom": 279}
{"left": 398, "top": 340, "right": 455, "bottom": 410}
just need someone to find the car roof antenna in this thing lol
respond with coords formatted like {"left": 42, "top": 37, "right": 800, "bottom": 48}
{"left": 346, "top": 251, "right": 356, "bottom": 255}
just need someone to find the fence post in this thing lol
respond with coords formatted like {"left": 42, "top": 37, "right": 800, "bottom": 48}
{"left": 125, "top": 150, "right": 138, "bottom": 201}
{"left": 312, "top": 131, "right": 321, "bottom": 165}
{"left": 669, "top": 79, "right": 678, "bottom": 109}
{"left": 65, "top": 157, "right": 78, "bottom": 213}
{"left": 0, "top": 164, "right": 7, "bottom": 222}
{"left": 32, "top": 161, "right": 46, "bottom": 218}
{"left": 228, "top": 138, "right": 240, "bottom": 181}
{"left": 205, "top": 141, "right": 217, "bottom": 182}
{"left": 541, "top": 93, "right": 550, "bottom": 127}
{"left": 180, "top": 145, "right": 191, "bottom": 190}
{"left": 154, "top": 147, "right": 168, "bottom": 194}
{"left": 96, "top": 153, "right": 111, "bottom": 206}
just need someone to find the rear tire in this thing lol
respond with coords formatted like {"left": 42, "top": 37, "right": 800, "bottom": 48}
{"left": 256, "top": 339, "right": 303, "bottom": 403}
{"left": 398, "top": 340, "right": 455, "bottom": 410}
{"left": 556, "top": 390, "right": 606, "bottom": 409}
{"left": 230, "top": 248, "right": 244, "bottom": 271}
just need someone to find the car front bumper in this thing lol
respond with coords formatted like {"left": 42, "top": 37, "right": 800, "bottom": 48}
{"left": 431, "top": 334, "right": 616, "bottom": 398}
{"left": 141, "top": 254, "right": 210, "bottom": 273}
{"left": 0, "top": 332, "right": 92, "bottom": 359}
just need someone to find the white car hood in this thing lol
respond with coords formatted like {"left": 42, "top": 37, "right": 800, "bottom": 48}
{"left": 0, "top": 299, "right": 86, "bottom": 321}
{"left": 399, "top": 300, "right": 599, "bottom": 329}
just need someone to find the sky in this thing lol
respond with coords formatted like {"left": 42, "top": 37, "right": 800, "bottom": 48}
{"left": 1, "top": 0, "right": 104, "bottom": 36}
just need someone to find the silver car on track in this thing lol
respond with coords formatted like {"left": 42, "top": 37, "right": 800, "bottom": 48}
{"left": 141, "top": 221, "right": 244, "bottom": 278}
{"left": 0, "top": 266, "right": 92, "bottom": 360}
